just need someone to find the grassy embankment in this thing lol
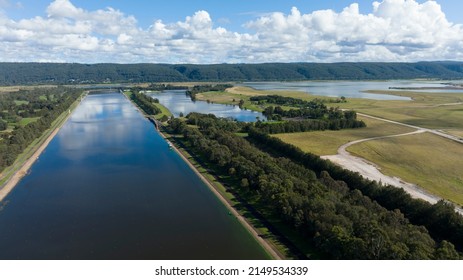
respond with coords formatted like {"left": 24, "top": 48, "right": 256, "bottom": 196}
{"left": 197, "top": 85, "right": 463, "bottom": 206}
{"left": 0, "top": 92, "right": 85, "bottom": 187}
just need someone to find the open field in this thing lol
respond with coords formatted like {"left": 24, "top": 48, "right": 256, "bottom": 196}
{"left": 446, "top": 129, "right": 463, "bottom": 138}
{"left": 273, "top": 116, "right": 414, "bottom": 155}
{"left": 347, "top": 132, "right": 463, "bottom": 206}
{"left": 335, "top": 90, "right": 463, "bottom": 129}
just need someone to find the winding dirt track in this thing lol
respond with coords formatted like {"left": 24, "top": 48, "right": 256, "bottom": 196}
{"left": 322, "top": 112, "right": 463, "bottom": 214}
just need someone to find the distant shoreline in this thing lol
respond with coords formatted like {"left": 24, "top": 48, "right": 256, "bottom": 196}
{"left": 0, "top": 96, "right": 83, "bottom": 203}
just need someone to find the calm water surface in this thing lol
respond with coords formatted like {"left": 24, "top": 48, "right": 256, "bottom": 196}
{"left": 0, "top": 92, "right": 268, "bottom": 260}
{"left": 151, "top": 90, "right": 264, "bottom": 121}
{"left": 243, "top": 80, "right": 463, "bottom": 100}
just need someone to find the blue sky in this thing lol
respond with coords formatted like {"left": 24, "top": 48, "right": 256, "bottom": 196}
{"left": 5, "top": 0, "right": 462, "bottom": 30}
{"left": 1, "top": 0, "right": 462, "bottom": 63}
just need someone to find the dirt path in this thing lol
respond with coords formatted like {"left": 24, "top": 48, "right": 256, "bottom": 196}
{"left": 322, "top": 112, "right": 463, "bottom": 214}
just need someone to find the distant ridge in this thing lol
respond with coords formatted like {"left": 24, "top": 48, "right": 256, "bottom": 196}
{"left": 1, "top": 61, "right": 463, "bottom": 85}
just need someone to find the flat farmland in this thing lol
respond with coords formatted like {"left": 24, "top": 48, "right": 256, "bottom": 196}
{"left": 274, "top": 116, "right": 414, "bottom": 155}
{"left": 347, "top": 132, "right": 463, "bottom": 206}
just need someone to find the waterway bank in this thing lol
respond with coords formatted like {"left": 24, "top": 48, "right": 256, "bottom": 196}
{"left": 124, "top": 90, "right": 281, "bottom": 259}
{"left": 159, "top": 129, "right": 282, "bottom": 260}
{"left": 0, "top": 93, "right": 86, "bottom": 203}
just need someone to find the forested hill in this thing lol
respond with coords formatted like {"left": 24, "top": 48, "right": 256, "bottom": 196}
{"left": 1, "top": 61, "right": 463, "bottom": 85}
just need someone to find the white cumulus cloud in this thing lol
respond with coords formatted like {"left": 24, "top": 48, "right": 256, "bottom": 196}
{"left": 0, "top": 0, "right": 462, "bottom": 63}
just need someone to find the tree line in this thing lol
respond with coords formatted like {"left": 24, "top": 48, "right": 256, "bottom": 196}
{"left": 129, "top": 91, "right": 161, "bottom": 116}
{"left": 3, "top": 62, "right": 463, "bottom": 85}
{"left": 166, "top": 113, "right": 460, "bottom": 259}
{"left": 0, "top": 87, "right": 82, "bottom": 172}
{"left": 247, "top": 129, "right": 463, "bottom": 253}
{"left": 186, "top": 84, "right": 233, "bottom": 101}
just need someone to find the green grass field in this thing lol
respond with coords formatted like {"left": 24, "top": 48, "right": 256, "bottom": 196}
{"left": 274, "top": 116, "right": 414, "bottom": 155}
{"left": 18, "top": 117, "right": 40, "bottom": 126}
{"left": 446, "top": 130, "right": 463, "bottom": 138}
{"left": 347, "top": 132, "right": 463, "bottom": 206}
{"left": 335, "top": 90, "right": 463, "bottom": 129}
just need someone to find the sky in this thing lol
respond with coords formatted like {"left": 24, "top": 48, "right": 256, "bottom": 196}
{"left": 0, "top": 0, "right": 462, "bottom": 64}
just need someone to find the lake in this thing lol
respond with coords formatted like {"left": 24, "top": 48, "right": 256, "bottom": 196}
{"left": 0, "top": 92, "right": 269, "bottom": 260}
{"left": 150, "top": 90, "right": 265, "bottom": 121}
{"left": 243, "top": 80, "right": 463, "bottom": 100}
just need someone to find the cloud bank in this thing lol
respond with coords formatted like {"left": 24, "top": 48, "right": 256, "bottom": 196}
{"left": 0, "top": 0, "right": 462, "bottom": 63}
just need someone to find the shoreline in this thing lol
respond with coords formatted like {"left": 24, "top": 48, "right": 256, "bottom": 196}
{"left": 122, "top": 90, "right": 283, "bottom": 259}
{"left": 158, "top": 130, "right": 282, "bottom": 260}
{"left": 0, "top": 95, "right": 83, "bottom": 203}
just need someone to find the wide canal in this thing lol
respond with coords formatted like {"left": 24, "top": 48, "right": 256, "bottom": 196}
{"left": 0, "top": 92, "right": 269, "bottom": 259}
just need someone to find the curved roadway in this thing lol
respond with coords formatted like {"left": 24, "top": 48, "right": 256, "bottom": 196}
{"left": 322, "top": 111, "right": 463, "bottom": 214}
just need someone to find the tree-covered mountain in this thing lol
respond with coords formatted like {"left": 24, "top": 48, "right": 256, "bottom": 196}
{"left": 1, "top": 61, "right": 463, "bottom": 85}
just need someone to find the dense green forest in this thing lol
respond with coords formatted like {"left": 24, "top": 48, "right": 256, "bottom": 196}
{"left": 166, "top": 113, "right": 461, "bottom": 259}
{"left": 1, "top": 62, "right": 463, "bottom": 85}
{"left": 0, "top": 87, "right": 81, "bottom": 172}
{"left": 129, "top": 91, "right": 161, "bottom": 116}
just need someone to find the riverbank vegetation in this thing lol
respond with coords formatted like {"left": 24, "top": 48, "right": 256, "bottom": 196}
{"left": 165, "top": 113, "right": 461, "bottom": 259}
{"left": 0, "top": 87, "right": 82, "bottom": 174}
{"left": 248, "top": 131, "right": 463, "bottom": 256}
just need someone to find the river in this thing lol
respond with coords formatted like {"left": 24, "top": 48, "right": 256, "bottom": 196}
{"left": 0, "top": 92, "right": 269, "bottom": 260}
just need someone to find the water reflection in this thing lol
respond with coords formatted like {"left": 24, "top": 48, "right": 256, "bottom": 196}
{"left": 152, "top": 90, "right": 265, "bottom": 122}
{"left": 58, "top": 94, "right": 143, "bottom": 161}
{"left": 0, "top": 92, "right": 268, "bottom": 259}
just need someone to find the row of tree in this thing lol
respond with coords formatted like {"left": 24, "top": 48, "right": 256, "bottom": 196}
{"left": 0, "top": 87, "right": 82, "bottom": 172}
{"left": 247, "top": 129, "right": 463, "bottom": 253}
{"left": 129, "top": 92, "right": 161, "bottom": 115}
{"left": 250, "top": 95, "right": 341, "bottom": 107}
{"left": 186, "top": 84, "right": 233, "bottom": 101}
{"left": 167, "top": 113, "right": 460, "bottom": 259}
{"left": 254, "top": 117, "right": 366, "bottom": 133}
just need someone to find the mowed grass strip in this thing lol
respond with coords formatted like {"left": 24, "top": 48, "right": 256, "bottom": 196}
{"left": 274, "top": 116, "right": 414, "bottom": 155}
{"left": 347, "top": 132, "right": 463, "bottom": 206}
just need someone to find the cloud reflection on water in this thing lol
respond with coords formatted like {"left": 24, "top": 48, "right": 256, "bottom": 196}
{"left": 58, "top": 93, "right": 145, "bottom": 160}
